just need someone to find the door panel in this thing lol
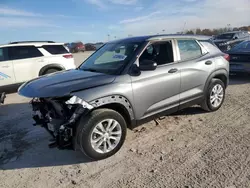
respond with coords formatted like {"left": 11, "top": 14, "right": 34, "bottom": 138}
{"left": 175, "top": 39, "right": 216, "bottom": 105}
{"left": 9, "top": 46, "right": 44, "bottom": 83}
{"left": 0, "top": 60, "right": 15, "bottom": 86}
{"left": 0, "top": 47, "right": 15, "bottom": 86}
{"left": 131, "top": 63, "right": 180, "bottom": 119}
{"left": 177, "top": 57, "right": 216, "bottom": 104}
{"left": 12, "top": 57, "right": 41, "bottom": 83}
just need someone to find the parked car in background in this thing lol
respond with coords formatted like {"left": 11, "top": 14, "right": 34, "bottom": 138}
{"left": 85, "top": 43, "right": 96, "bottom": 51}
{"left": 93, "top": 42, "right": 104, "bottom": 50}
{"left": 213, "top": 31, "right": 250, "bottom": 52}
{"left": 0, "top": 41, "right": 75, "bottom": 89}
{"left": 68, "top": 42, "right": 85, "bottom": 53}
{"left": 228, "top": 40, "right": 250, "bottom": 74}
{"left": 19, "top": 34, "right": 229, "bottom": 160}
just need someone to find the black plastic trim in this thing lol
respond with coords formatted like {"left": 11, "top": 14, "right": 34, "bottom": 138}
{"left": 39, "top": 64, "right": 65, "bottom": 76}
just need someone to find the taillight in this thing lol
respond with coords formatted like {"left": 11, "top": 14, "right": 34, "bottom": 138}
{"left": 223, "top": 54, "right": 230, "bottom": 61}
{"left": 63, "top": 54, "right": 73, "bottom": 59}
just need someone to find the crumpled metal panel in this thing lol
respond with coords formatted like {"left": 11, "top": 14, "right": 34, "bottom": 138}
{"left": 89, "top": 95, "right": 134, "bottom": 120}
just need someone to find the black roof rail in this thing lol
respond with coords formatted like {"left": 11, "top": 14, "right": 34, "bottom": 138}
{"left": 9, "top": 41, "right": 55, "bottom": 44}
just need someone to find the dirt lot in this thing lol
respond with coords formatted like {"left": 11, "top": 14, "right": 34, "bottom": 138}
{"left": 1, "top": 52, "right": 250, "bottom": 188}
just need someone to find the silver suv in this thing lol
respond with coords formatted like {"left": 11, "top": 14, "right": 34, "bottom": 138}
{"left": 18, "top": 35, "right": 229, "bottom": 160}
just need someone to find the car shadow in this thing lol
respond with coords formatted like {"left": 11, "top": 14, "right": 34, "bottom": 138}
{"left": 172, "top": 106, "right": 206, "bottom": 116}
{"left": 0, "top": 102, "right": 92, "bottom": 170}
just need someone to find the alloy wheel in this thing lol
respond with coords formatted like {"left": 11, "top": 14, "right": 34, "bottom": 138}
{"left": 90, "top": 119, "right": 122, "bottom": 154}
{"left": 210, "top": 84, "right": 224, "bottom": 108}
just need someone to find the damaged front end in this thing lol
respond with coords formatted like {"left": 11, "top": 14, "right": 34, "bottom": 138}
{"left": 31, "top": 96, "right": 93, "bottom": 149}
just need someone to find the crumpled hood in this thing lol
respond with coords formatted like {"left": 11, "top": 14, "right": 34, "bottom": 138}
{"left": 18, "top": 69, "right": 116, "bottom": 98}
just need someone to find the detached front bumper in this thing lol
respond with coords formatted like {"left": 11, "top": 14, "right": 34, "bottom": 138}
{"left": 31, "top": 96, "right": 93, "bottom": 149}
{"left": 0, "top": 92, "right": 6, "bottom": 104}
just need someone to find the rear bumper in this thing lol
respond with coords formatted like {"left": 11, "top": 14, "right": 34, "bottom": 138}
{"left": 63, "top": 59, "right": 76, "bottom": 70}
{"left": 229, "top": 62, "right": 250, "bottom": 74}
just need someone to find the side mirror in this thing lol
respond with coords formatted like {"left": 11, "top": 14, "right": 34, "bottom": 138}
{"left": 139, "top": 60, "right": 157, "bottom": 71}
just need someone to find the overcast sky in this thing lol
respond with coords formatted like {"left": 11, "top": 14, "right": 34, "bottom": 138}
{"left": 0, "top": 0, "right": 249, "bottom": 43}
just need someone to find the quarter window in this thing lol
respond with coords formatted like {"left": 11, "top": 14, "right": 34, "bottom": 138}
{"left": 9, "top": 46, "right": 43, "bottom": 60}
{"left": 42, "top": 45, "right": 69, "bottom": 55}
{"left": 177, "top": 40, "right": 202, "bottom": 61}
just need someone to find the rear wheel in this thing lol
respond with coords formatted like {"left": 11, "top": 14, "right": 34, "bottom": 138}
{"left": 201, "top": 78, "right": 225, "bottom": 112}
{"left": 77, "top": 109, "right": 127, "bottom": 160}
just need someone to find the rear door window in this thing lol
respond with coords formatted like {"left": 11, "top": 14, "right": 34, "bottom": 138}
{"left": 177, "top": 40, "right": 202, "bottom": 61}
{"left": 9, "top": 46, "right": 43, "bottom": 60}
{"left": 42, "top": 45, "right": 69, "bottom": 55}
{"left": 0, "top": 48, "right": 8, "bottom": 62}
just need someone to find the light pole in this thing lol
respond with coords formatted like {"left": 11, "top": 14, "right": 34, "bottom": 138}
{"left": 182, "top": 22, "right": 186, "bottom": 34}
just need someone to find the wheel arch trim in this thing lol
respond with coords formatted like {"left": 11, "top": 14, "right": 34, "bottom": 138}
{"left": 204, "top": 69, "right": 229, "bottom": 92}
{"left": 89, "top": 95, "right": 135, "bottom": 121}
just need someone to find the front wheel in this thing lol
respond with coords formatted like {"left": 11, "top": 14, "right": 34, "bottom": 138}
{"left": 77, "top": 109, "right": 127, "bottom": 160}
{"left": 201, "top": 78, "right": 225, "bottom": 112}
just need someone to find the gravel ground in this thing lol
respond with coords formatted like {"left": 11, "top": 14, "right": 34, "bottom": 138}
{"left": 1, "top": 52, "right": 250, "bottom": 188}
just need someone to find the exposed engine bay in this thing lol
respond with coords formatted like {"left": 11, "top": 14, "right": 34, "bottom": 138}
{"left": 31, "top": 96, "right": 93, "bottom": 149}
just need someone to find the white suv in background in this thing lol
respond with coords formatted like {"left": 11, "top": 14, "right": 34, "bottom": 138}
{"left": 0, "top": 41, "right": 76, "bottom": 88}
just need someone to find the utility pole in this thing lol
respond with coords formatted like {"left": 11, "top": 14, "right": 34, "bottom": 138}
{"left": 182, "top": 22, "right": 186, "bottom": 34}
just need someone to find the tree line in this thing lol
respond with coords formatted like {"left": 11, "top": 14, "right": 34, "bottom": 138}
{"left": 183, "top": 25, "right": 250, "bottom": 36}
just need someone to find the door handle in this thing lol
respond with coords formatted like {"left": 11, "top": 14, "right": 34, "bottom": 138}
{"left": 168, "top": 68, "right": 178, "bottom": 73}
{"left": 1, "top": 65, "right": 9, "bottom": 68}
{"left": 205, "top": 61, "right": 212, "bottom": 65}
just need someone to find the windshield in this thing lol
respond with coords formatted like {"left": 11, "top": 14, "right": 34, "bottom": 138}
{"left": 79, "top": 42, "right": 142, "bottom": 74}
{"left": 216, "top": 33, "right": 234, "bottom": 40}
{"left": 231, "top": 41, "right": 250, "bottom": 52}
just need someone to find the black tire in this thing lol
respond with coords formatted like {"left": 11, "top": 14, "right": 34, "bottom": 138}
{"left": 77, "top": 108, "right": 127, "bottom": 160}
{"left": 43, "top": 68, "right": 60, "bottom": 75}
{"left": 201, "top": 78, "right": 225, "bottom": 112}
